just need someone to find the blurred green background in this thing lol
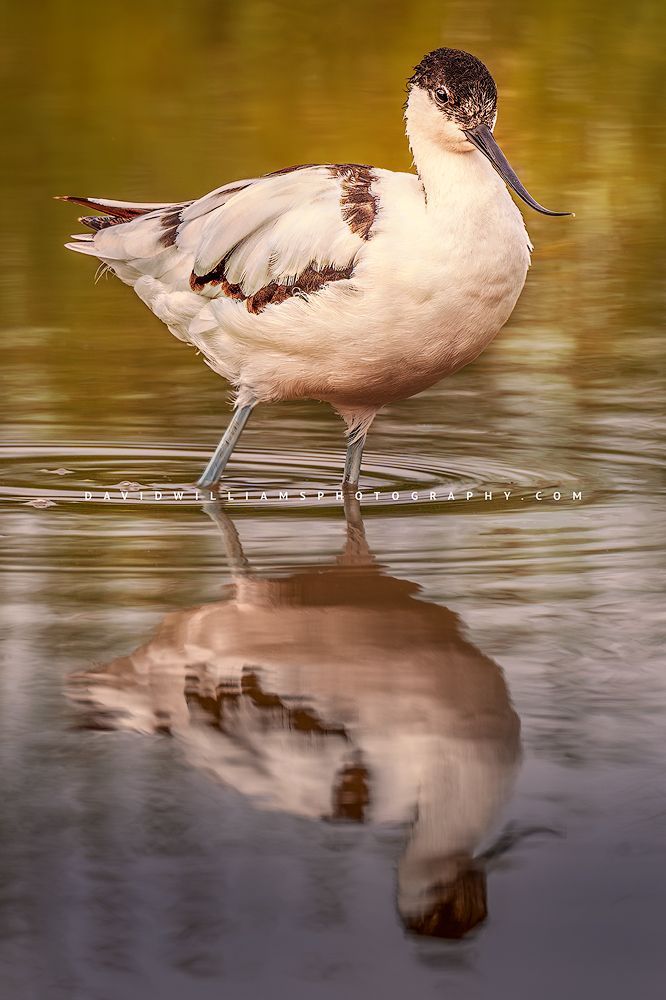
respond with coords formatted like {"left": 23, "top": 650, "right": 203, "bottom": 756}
{"left": 0, "top": 0, "right": 664, "bottom": 454}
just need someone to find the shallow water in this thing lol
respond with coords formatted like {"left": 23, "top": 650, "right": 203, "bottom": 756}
{"left": 1, "top": 1, "right": 665, "bottom": 998}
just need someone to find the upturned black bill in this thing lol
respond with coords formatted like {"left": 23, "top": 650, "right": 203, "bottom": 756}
{"left": 464, "top": 124, "right": 572, "bottom": 217}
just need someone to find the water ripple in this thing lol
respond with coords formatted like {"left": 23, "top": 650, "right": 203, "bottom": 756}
{"left": 0, "top": 441, "right": 597, "bottom": 513}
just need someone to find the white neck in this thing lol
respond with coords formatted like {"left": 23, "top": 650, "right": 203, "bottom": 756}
{"left": 397, "top": 739, "right": 520, "bottom": 919}
{"left": 404, "top": 87, "right": 508, "bottom": 214}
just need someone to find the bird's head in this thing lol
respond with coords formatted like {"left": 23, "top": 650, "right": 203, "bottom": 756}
{"left": 398, "top": 854, "right": 489, "bottom": 940}
{"left": 405, "top": 47, "right": 572, "bottom": 217}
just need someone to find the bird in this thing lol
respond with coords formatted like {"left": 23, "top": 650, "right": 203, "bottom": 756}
{"left": 59, "top": 47, "right": 571, "bottom": 490}
{"left": 68, "top": 497, "right": 521, "bottom": 939}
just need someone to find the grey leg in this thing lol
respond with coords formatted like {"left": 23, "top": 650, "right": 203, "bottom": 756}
{"left": 342, "top": 432, "right": 366, "bottom": 488}
{"left": 197, "top": 402, "right": 255, "bottom": 489}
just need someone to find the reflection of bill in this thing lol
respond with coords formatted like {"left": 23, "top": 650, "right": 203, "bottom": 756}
{"left": 69, "top": 499, "right": 520, "bottom": 939}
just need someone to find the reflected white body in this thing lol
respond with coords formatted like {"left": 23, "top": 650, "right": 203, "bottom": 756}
{"left": 69, "top": 512, "right": 520, "bottom": 927}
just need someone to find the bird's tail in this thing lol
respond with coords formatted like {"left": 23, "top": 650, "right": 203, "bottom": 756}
{"left": 57, "top": 194, "right": 192, "bottom": 286}
{"left": 56, "top": 194, "right": 174, "bottom": 232}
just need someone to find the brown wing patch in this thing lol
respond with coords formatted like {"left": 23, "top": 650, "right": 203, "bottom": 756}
{"left": 331, "top": 757, "right": 370, "bottom": 822}
{"left": 190, "top": 260, "right": 354, "bottom": 314}
{"left": 262, "top": 161, "right": 379, "bottom": 238}
{"left": 246, "top": 262, "right": 354, "bottom": 314}
{"left": 241, "top": 670, "right": 349, "bottom": 739}
{"left": 182, "top": 669, "right": 349, "bottom": 740}
{"left": 78, "top": 214, "right": 117, "bottom": 232}
{"left": 158, "top": 207, "right": 184, "bottom": 247}
{"left": 330, "top": 164, "right": 378, "bottom": 240}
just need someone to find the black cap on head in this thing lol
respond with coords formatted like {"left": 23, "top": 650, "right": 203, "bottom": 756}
{"left": 409, "top": 48, "right": 497, "bottom": 128}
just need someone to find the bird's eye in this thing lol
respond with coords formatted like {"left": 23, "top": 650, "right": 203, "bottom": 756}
{"left": 434, "top": 88, "right": 450, "bottom": 104}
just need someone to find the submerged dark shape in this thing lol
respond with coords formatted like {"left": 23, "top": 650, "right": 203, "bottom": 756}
{"left": 403, "top": 866, "right": 488, "bottom": 939}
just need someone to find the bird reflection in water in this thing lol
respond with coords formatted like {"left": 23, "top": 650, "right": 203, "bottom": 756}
{"left": 69, "top": 498, "right": 521, "bottom": 940}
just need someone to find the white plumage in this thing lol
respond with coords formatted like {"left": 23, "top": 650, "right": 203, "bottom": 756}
{"left": 61, "top": 47, "right": 569, "bottom": 487}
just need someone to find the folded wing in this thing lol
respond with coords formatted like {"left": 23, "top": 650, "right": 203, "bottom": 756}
{"left": 62, "top": 164, "right": 378, "bottom": 315}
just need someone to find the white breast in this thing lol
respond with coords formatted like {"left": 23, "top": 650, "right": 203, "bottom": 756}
{"left": 272, "top": 161, "right": 532, "bottom": 409}
{"left": 356, "top": 160, "right": 531, "bottom": 385}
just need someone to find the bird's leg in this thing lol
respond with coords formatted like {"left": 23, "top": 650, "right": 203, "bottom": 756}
{"left": 339, "top": 408, "right": 377, "bottom": 488}
{"left": 342, "top": 431, "right": 367, "bottom": 488}
{"left": 197, "top": 401, "right": 256, "bottom": 489}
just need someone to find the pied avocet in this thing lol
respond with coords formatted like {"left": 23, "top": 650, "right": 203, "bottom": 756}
{"left": 60, "top": 48, "right": 570, "bottom": 489}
